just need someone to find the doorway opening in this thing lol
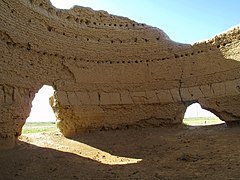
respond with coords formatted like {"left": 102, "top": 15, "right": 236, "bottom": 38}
{"left": 22, "top": 85, "right": 57, "bottom": 134}
{"left": 183, "top": 103, "right": 224, "bottom": 126}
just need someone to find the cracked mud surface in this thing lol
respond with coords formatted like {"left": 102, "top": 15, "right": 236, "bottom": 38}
{"left": 1, "top": 124, "right": 240, "bottom": 179}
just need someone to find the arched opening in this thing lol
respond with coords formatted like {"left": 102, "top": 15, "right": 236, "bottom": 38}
{"left": 183, "top": 103, "right": 224, "bottom": 126}
{"left": 22, "top": 85, "right": 57, "bottom": 134}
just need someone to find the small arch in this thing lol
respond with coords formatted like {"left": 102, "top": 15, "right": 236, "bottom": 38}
{"left": 183, "top": 103, "right": 224, "bottom": 126}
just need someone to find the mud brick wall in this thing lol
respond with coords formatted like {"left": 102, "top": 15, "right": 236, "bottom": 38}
{"left": 1, "top": 0, "right": 240, "bottom": 148}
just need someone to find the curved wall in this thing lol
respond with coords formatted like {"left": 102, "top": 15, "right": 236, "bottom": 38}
{"left": 0, "top": 0, "right": 239, "bottom": 147}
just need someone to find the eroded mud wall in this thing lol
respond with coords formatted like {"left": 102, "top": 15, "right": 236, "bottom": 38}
{"left": 0, "top": 0, "right": 239, "bottom": 147}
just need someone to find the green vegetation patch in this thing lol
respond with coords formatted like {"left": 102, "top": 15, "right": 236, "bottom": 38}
{"left": 22, "top": 118, "right": 225, "bottom": 134}
{"left": 22, "top": 122, "right": 57, "bottom": 134}
{"left": 183, "top": 117, "right": 224, "bottom": 126}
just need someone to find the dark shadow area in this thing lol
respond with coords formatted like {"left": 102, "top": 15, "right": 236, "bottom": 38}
{"left": 69, "top": 125, "right": 240, "bottom": 179}
{"left": 0, "top": 141, "right": 111, "bottom": 180}
{"left": 1, "top": 125, "right": 240, "bottom": 179}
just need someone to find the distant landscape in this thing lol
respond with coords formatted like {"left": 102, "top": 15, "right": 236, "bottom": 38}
{"left": 22, "top": 122, "right": 57, "bottom": 134}
{"left": 22, "top": 117, "right": 224, "bottom": 134}
{"left": 183, "top": 117, "right": 224, "bottom": 126}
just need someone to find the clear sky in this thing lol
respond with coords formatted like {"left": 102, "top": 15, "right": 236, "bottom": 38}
{"left": 28, "top": 1, "right": 239, "bottom": 122}
{"left": 50, "top": 0, "right": 240, "bottom": 43}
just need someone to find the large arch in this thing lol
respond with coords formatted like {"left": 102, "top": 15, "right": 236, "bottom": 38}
{"left": 26, "top": 85, "right": 55, "bottom": 122}
{"left": 0, "top": 0, "right": 240, "bottom": 148}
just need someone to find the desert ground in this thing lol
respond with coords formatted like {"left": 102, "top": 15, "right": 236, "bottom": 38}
{"left": 0, "top": 122, "right": 240, "bottom": 180}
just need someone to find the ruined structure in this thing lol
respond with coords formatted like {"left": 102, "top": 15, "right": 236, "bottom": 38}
{"left": 0, "top": 0, "right": 239, "bottom": 149}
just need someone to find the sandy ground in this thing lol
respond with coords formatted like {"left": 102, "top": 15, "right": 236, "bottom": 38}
{"left": 0, "top": 124, "right": 240, "bottom": 180}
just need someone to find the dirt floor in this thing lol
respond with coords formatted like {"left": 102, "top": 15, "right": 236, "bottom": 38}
{"left": 0, "top": 124, "right": 240, "bottom": 180}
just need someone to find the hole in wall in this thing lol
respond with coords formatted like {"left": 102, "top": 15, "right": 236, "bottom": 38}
{"left": 47, "top": 26, "right": 53, "bottom": 32}
{"left": 23, "top": 85, "right": 57, "bottom": 134}
{"left": 183, "top": 103, "right": 224, "bottom": 126}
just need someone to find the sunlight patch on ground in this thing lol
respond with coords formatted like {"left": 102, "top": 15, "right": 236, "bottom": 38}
{"left": 20, "top": 132, "right": 142, "bottom": 165}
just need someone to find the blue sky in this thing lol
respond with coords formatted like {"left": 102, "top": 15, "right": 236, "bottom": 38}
{"left": 50, "top": 0, "right": 240, "bottom": 43}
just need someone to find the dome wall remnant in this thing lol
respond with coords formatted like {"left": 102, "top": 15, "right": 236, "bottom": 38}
{"left": 0, "top": 0, "right": 240, "bottom": 148}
